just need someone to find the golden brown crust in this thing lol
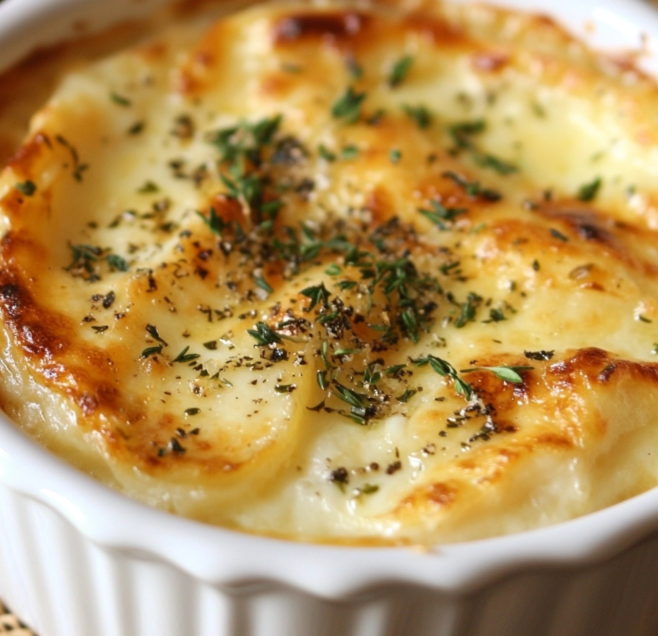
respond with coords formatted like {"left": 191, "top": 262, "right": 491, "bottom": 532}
{"left": 3, "top": 0, "right": 658, "bottom": 544}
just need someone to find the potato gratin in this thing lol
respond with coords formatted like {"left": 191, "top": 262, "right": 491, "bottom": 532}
{"left": 2, "top": 0, "right": 658, "bottom": 545}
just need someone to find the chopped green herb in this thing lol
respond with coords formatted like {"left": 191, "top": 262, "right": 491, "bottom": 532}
{"left": 340, "top": 144, "right": 359, "bottom": 160}
{"left": 106, "top": 254, "right": 128, "bottom": 272}
{"left": 247, "top": 321, "right": 282, "bottom": 346}
{"left": 317, "top": 370, "right": 328, "bottom": 390}
{"left": 141, "top": 345, "right": 163, "bottom": 358}
{"left": 333, "top": 380, "right": 370, "bottom": 409}
{"left": 173, "top": 346, "right": 200, "bottom": 363}
{"left": 578, "top": 177, "right": 602, "bottom": 202}
{"left": 385, "top": 364, "right": 407, "bottom": 377}
{"left": 334, "top": 347, "right": 361, "bottom": 356}
{"left": 448, "top": 120, "right": 517, "bottom": 174}
{"left": 419, "top": 200, "right": 468, "bottom": 229}
{"left": 253, "top": 273, "right": 273, "bottom": 294}
{"left": 275, "top": 384, "right": 297, "bottom": 393}
{"left": 443, "top": 171, "right": 501, "bottom": 201}
{"left": 332, "top": 86, "right": 367, "bottom": 123}
{"left": 65, "top": 244, "right": 103, "bottom": 281}
{"left": 389, "top": 148, "right": 402, "bottom": 164}
{"left": 197, "top": 207, "right": 227, "bottom": 236}
{"left": 403, "top": 104, "right": 432, "bottom": 129}
{"left": 325, "top": 264, "right": 342, "bottom": 276}
{"left": 454, "top": 292, "right": 482, "bottom": 328}
{"left": 397, "top": 388, "right": 418, "bottom": 403}
{"left": 389, "top": 55, "right": 413, "bottom": 87}
{"left": 137, "top": 180, "right": 159, "bottom": 194}
{"left": 318, "top": 144, "right": 336, "bottom": 162}
{"left": 91, "top": 325, "right": 108, "bottom": 333}
{"left": 185, "top": 408, "right": 201, "bottom": 416}
{"left": 300, "top": 282, "right": 331, "bottom": 311}
{"left": 128, "top": 121, "right": 144, "bottom": 135}
{"left": 15, "top": 180, "right": 36, "bottom": 196}
{"left": 487, "top": 308, "right": 506, "bottom": 323}
{"left": 203, "top": 340, "right": 218, "bottom": 350}
{"left": 146, "top": 324, "right": 168, "bottom": 346}
{"left": 110, "top": 92, "right": 131, "bottom": 106}
{"left": 359, "top": 483, "right": 379, "bottom": 495}
{"left": 461, "top": 365, "right": 534, "bottom": 383}
{"left": 449, "top": 119, "right": 486, "bottom": 140}
{"left": 550, "top": 228, "right": 569, "bottom": 242}
{"left": 474, "top": 153, "right": 518, "bottom": 175}
{"left": 412, "top": 354, "right": 472, "bottom": 399}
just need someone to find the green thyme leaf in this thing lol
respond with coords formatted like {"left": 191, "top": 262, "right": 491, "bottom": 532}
{"left": 253, "top": 273, "right": 273, "bottom": 294}
{"left": 454, "top": 292, "right": 482, "bottom": 328}
{"left": 173, "top": 346, "right": 200, "bottom": 363}
{"left": 397, "top": 388, "right": 418, "bottom": 403}
{"left": 247, "top": 321, "right": 282, "bottom": 346}
{"left": 461, "top": 365, "right": 534, "bottom": 383}
{"left": 318, "top": 144, "right": 336, "bottom": 161}
{"left": 412, "top": 354, "right": 473, "bottom": 399}
{"left": 403, "top": 104, "right": 432, "bottom": 129}
{"left": 578, "top": 177, "right": 602, "bottom": 202}
{"left": 146, "top": 324, "right": 168, "bottom": 346}
{"left": 15, "top": 180, "right": 36, "bottom": 196}
{"left": 332, "top": 381, "right": 370, "bottom": 409}
{"left": 389, "top": 55, "right": 413, "bottom": 87}
{"left": 474, "top": 152, "right": 518, "bottom": 175}
{"left": 389, "top": 148, "right": 402, "bottom": 164}
{"left": 332, "top": 86, "right": 367, "bottom": 123}
{"left": 106, "top": 254, "right": 128, "bottom": 272}
{"left": 275, "top": 384, "right": 297, "bottom": 393}
{"left": 137, "top": 180, "right": 159, "bottom": 194}
{"left": 141, "top": 345, "right": 163, "bottom": 358}
{"left": 419, "top": 200, "right": 468, "bottom": 228}
{"left": 340, "top": 144, "right": 359, "bottom": 160}
{"left": 300, "top": 283, "right": 331, "bottom": 311}
{"left": 197, "top": 207, "right": 227, "bottom": 236}
{"left": 110, "top": 92, "right": 131, "bottom": 106}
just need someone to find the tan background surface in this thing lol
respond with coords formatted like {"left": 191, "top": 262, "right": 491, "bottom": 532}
{"left": 0, "top": 601, "right": 35, "bottom": 635}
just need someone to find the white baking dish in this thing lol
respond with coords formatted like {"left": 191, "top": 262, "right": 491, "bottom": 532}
{"left": 2, "top": 0, "right": 658, "bottom": 634}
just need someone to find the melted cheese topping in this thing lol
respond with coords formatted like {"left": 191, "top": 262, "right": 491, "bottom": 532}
{"left": 3, "top": 0, "right": 658, "bottom": 545}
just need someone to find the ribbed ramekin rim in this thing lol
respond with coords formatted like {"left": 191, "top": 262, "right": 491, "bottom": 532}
{"left": 4, "top": 409, "right": 658, "bottom": 599}
{"left": 2, "top": 0, "right": 658, "bottom": 602}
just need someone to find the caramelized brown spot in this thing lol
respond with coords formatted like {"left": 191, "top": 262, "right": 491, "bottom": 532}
{"left": 272, "top": 12, "right": 366, "bottom": 44}
{"left": 364, "top": 187, "right": 393, "bottom": 224}
{"left": 532, "top": 432, "right": 574, "bottom": 449}
{"left": 425, "top": 482, "right": 456, "bottom": 506}
{"left": 138, "top": 41, "right": 168, "bottom": 62}
{"left": 208, "top": 194, "right": 244, "bottom": 226}
{"left": 0, "top": 273, "right": 69, "bottom": 359}
{"left": 6, "top": 133, "right": 51, "bottom": 177}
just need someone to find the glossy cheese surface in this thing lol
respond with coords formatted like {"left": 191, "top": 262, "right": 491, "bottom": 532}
{"left": 2, "top": 0, "right": 658, "bottom": 544}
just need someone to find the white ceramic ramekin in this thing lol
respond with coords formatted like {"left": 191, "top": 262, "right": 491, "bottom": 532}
{"left": 2, "top": 1, "right": 658, "bottom": 635}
